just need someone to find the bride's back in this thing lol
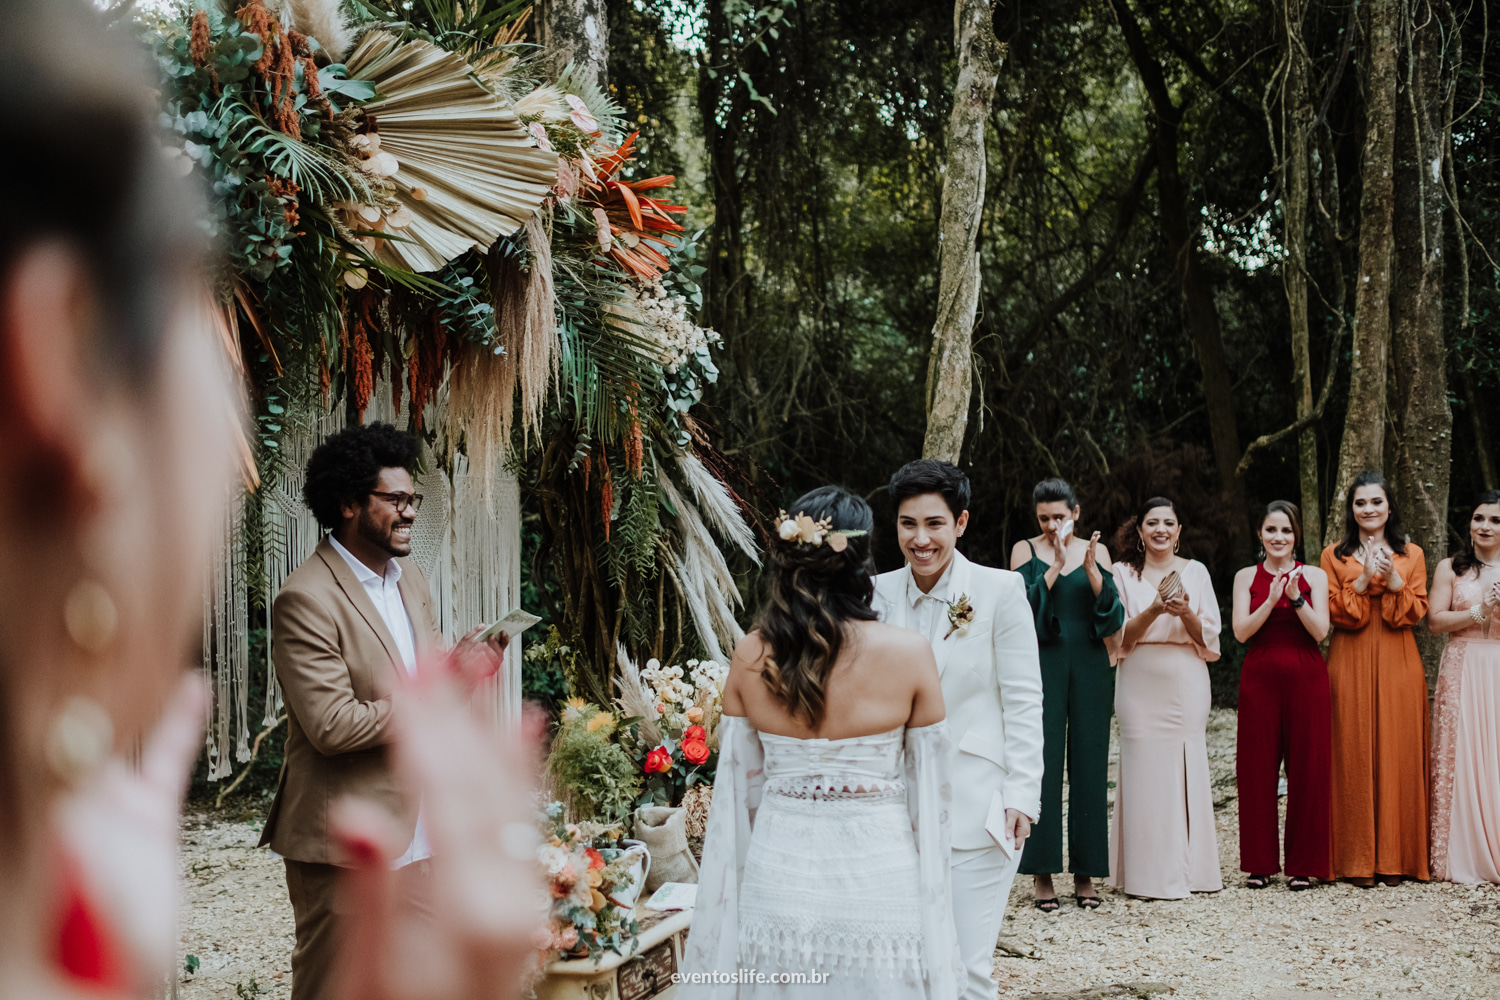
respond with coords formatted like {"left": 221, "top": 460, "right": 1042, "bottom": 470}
{"left": 723, "top": 486, "right": 944, "bottom": 741}
{"left": 728, "top": 623, "right": 942, "bottom": 740}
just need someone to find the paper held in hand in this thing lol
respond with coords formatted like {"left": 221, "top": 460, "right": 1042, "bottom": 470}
{"left": 476, "top": 608, "right": 542, "bottom": 643}
{"left": 1157, "top": 570, "right": 1183, "bottom": 602}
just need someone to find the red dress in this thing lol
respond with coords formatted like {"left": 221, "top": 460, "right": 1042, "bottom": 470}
{"left": 1235, "top": 563, "right": 1332, "bottom": 878}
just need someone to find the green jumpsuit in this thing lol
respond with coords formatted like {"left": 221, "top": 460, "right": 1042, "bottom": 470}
{"left": 1016, "top": 540, "right": 1125, "bottom": 878}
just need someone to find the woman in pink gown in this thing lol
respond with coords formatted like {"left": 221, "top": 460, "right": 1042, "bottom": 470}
{"left": 1428, "top": 490, "right": 1500, "bottom": 883}
{"left": 1109, "top": 497, "right": 1223, "bottom": 899}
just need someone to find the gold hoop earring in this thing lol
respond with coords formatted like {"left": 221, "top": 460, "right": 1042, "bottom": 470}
{"left": 1173, "top": 539, "right": 1181, "bottom": 554}
{"left": 64, "top": 580, "right": 118, "bottom": 655}
{"left": 46, "top": 697, "right": 113, "bottom": 787}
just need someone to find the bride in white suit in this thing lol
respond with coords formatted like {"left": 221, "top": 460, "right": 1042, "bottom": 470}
{"left": 682, "top": 486, "right": 962, "bottom": 1000}
{"left": 873, "top": 460, "right": 1045, "bottom": 1000}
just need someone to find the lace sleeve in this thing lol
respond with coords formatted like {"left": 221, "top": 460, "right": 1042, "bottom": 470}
{"left": 905, "top": 721, "right": 962, "bottom": 1000}
{"left": 679, "top": 716, "right": 763, "bottom": 998}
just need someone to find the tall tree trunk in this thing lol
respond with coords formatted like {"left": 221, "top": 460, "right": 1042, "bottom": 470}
{"left": 1327, "top": 0, "right": 1400, "bottom": 540}
{"left": 1110, "top": 0, "right": 1252, "bottom": 553}
{"left": 1281, "top": 0, "right": 1322, "bottom": 562}
{"left": 1390, "top": 1, "right": 1452, "bottom": 679}
{"left": 923, "top": 0, "right": 1001, "bottom": 463}
{"left": 536, "top": 0, "right": 608, "bottom": 89}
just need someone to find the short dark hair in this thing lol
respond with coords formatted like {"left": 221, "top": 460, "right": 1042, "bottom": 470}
{"left": 1032, "top": 478, "right": 1078, "bottom": 508}
{"left": 302, "top": 423, "right": 420, "bottom": 531}
{"left": 889, "top": 459, "right": 970, "bottom": 520}
{"left": 1333, "top": 470, "right": 1408, "bottom": 560}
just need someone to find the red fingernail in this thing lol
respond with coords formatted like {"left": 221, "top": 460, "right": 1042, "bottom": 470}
{"left": 344, "top": 836, "right": 381, "bottom": 868}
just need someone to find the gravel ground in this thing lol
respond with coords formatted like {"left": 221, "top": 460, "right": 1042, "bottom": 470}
{"left": 175, "top": 709, "right": 1500, "bottom": 999}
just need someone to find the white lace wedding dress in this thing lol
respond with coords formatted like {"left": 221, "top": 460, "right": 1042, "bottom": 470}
{"left": 681, "top": 718, "right": 961, "bottom": 1000}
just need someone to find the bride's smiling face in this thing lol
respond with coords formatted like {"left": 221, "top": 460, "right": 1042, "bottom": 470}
{"left": 896, "top": 493, "right": 968, "bottom": 586}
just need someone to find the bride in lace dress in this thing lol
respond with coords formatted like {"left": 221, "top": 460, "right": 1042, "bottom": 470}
{"left": 681, "top": 487, "right": 961, "bottom": 1000}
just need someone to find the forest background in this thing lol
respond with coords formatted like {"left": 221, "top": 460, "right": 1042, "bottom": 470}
{"left": 509, "top": 0, "right": 1498, "bottom": 707}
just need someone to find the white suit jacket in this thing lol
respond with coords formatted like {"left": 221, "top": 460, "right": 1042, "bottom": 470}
{"left": 873, "top": 551, "right": 1045, "bottom": 852}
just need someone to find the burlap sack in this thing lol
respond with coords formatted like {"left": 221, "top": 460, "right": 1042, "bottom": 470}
{"left": 634, "top": 806, "right": 699, "bottom": 890}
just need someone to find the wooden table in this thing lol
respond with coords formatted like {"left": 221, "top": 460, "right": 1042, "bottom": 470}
{"left": 536, "top": 907, "right": 693, "bottom": 1000}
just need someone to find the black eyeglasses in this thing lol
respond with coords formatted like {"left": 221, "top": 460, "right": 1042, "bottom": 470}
{"left": 369, "top": 490, "right": 424, "bottom": 513}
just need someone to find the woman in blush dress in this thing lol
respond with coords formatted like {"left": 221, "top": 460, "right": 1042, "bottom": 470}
{"left": 682, "top": 487, "right": 961, "bottom": 1000}
{"left": 1108, "top": 497, "right": 1223, "bottom": 899}
{"left": 1428, "top": 490, "right": 1500, "bottom": 883}
{"left": 1231, "top": 501, "right": 1331, "bottom": 891}
{"left": 1320, "top": 470, "right": 1430, "bottom": 886}
{"left": 1011, "top": 478, "right": 1124, "bottom": 911}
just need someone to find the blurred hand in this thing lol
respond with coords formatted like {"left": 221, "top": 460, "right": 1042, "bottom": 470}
{"left": 54, "top": 674, "right": 205, "bottom": 992}
{"left": 1083, "top": 532, "right": 1101, "bottom": 575}
{"left": 1162, "top": 592, "right": 1191, "bottom": 618}
{"left": 331, "top": 660, "right": 545, "bottom": 1000}
{"left": 1485, "top": 581, "right": 1500, "bottom": 615}
{"left": 446, "top": 626, "right": 510, "bottom": 691}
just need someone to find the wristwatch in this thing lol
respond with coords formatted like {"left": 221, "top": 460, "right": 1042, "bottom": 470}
{"left": 1288, "top": 595, "right": 1306, "bottom": 609}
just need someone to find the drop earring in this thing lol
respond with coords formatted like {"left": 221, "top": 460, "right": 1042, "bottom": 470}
{"left": 64, "top": 580, "right": 117, "bottom": 655}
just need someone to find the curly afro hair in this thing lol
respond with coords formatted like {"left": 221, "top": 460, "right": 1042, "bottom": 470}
{"left": 302, "top": 423, "right": 420, "bottom": 531}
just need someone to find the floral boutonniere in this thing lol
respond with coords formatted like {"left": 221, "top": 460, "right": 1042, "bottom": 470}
{"left": 944, "top": 594, "right": 975, "bottom": 640}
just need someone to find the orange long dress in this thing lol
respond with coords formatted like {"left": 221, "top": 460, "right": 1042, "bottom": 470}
{"left": 1321, "top": 543, "right": 1431, "bottom": 880}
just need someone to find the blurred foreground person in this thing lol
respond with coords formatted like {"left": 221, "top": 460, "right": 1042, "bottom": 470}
{"left": 0, "top": 3, "right": 539, "bottom": 998}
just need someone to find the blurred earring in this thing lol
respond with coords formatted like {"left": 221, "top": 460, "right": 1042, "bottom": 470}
{"left": 64, "top": 580, "right": 117, "bottom": 655}
{"left": 46, "top": 697, "right": 113, "bottom": 788}
{"left": 1173, "top": 539, "right": 1181, "bottom": 554}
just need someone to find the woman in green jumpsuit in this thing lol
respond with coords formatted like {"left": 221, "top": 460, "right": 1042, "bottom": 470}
{"left": 1010, "top": 478, "right": 1125, "bottom": 910}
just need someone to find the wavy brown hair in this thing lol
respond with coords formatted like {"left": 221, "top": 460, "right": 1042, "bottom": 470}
{"left": 1114, "top": 495, "right": 1179, "bottom": 575}
{"left": 1453, "top": 490, "right": 1500, "bottom": 578}
{"left": 756, "top": 486, "right": 877, "bottom": 726}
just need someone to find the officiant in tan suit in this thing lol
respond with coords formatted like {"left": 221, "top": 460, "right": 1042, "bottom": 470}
{"left": 259, "top": 422, "right": 506, "bottom": 1000}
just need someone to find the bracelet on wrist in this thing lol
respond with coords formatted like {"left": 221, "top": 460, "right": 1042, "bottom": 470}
{"left": 1471, "top": 605, "right": 1487, "bottom": 625}
{"left": 1288, "top": 595, "right": 1306, "bottom": 609}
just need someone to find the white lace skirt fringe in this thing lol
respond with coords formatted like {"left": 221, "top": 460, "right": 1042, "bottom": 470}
{"left": 737, "top": 783, "right": 926, "bottom": 980}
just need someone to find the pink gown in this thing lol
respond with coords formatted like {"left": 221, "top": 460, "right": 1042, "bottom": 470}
{"left": 1430, "top": 572, "right": 1500, "bottom": 883}
{"left": 1109, "top": 560, "right": 1224, "bottom": 898}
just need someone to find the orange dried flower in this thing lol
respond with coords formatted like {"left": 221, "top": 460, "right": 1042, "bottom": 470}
{"left": 189, "top": 9, "right": 211, "bottom": 67}
{"left": 239, "top": 0, "right": 276, "bottom": 73}
{"left": 351, "top": 323, "right": 373, "bottom": 420}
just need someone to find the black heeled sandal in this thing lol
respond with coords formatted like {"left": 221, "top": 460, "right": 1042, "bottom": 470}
{"left": 1287, "top": 876, "right": 1312, "bottom": 891}
{"left": 1245, "top": 874, "right": 1272, "bottom": 889}
{"left": 1074, "top": 894, "right": 1102, "bottom": 910}
{"left": 1033, "top": 896, "right": 1060, "bottom": 912}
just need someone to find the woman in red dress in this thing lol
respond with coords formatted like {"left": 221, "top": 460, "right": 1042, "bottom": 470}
{"left": 1231, "top": 501, "right": 1332, "bottom": 890}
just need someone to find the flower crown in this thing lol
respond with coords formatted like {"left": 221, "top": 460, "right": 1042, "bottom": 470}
{"left": 774, "top": 510, "right": 868, "bottom": 553}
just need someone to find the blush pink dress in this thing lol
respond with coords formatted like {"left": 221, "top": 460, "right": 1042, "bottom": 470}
{"left": 1109, "top": 560, "right": 1224, "bottom": 898}
{"left": 1430, "top": 572, "right": 1500, "bottom": 883}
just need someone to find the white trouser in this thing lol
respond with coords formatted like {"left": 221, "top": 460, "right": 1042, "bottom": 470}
{"left": 950, "top": 845, "right": 1022, "bottom": 1000}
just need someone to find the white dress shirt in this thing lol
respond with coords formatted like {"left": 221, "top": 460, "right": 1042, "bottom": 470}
{"left": 906, "top": 558, "right": 956, "bottom": 644}
{"left": 328, "top": 536, "right": 430, "bottom": 868}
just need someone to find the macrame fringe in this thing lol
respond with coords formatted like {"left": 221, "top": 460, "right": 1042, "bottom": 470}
{"left": 204, "top": 379, "right": 522, "bottom": 779}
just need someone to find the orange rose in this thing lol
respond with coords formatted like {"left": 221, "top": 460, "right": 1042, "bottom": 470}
{"left": 683, "top": 725, "right": 707, "bottom": 742}
{"left": 681, "top": 738, "right": 710, "bottom": 765}
{"left": 645, "top": 746, "right": 674, "bottom": 774}
{"left": 585, "top": 846, "right": 606, "bottom": 870}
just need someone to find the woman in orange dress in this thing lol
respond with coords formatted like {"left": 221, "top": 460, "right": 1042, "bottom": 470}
{"left": 1320, "top": 470, "right": 1431, "bottom": 885}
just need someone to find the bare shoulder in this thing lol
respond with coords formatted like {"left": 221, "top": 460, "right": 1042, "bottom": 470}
{"left": 859, "top": 619, "right": 932, "bottom": 655}
{"left": 1432, "top": 557, "right": 1456, "bottom": 581}
{"left": 1095, "top": 542, "right": 1114, "bottom": 569}
{"left": 1233, "top": 564, "right": 1257, "bottom": 587}
{"left": 730, "top": 631, "right": 770, "bottom": 675}
{"left": 1009, "top": 539, "right": 1033, "bottom": 571}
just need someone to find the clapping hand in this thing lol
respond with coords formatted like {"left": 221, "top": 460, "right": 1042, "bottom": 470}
{"left": 1273, "top": 567, "right": 1302, "bottom": 604}
{"left": 1483, "top": 581, "right": 1500, "bottom": 617}
{"left": 332, "top": 663, "right": 545, "bottom": 1000}
{"left": 1083, "top": 531, "right": 1101, "bottom": 576}
{"left": 1361, "top": 543, "right": 1393, "bottom": 582}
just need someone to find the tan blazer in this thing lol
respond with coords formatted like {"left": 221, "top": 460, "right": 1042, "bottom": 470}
{"left": 259, "top": 537, "right": 441, "bottom": 863}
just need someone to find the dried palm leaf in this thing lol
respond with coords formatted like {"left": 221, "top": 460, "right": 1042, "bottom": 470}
{"left": 614, "top": 644, "right": 661, "bottom": 747}
{"left": 344, "top": 31, "right": 558, "bottom": 273}
{"left": 677, "top": 452, "right": 758, "bottom": 564}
